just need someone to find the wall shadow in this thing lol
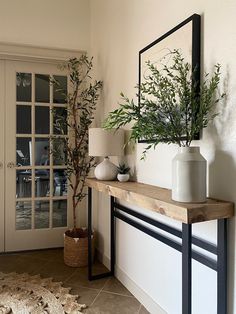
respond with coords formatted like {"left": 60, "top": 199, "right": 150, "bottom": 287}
{"left": 208, "top": 149, "right": 236, "bottom": 313}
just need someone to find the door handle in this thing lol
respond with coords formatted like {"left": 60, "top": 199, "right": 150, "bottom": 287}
{"left": 0, "top": 162, "right": 3, "bottom": 169}
{"left": 7, "top": 162, "right": 15, "bottom": 168}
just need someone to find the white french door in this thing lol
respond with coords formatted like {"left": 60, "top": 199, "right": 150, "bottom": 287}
{"left": 3, "top": 60, "right": 72, "bottom": 251}
{"left": 0, "top": 60, "right": 5, "bottom": 252}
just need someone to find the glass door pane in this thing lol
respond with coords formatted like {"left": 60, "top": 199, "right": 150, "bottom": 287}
{"left": 16, "top": 73, "right": 32, "bottom": 102}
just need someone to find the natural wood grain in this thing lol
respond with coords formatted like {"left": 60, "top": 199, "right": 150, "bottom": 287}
{"left": 85, "top": 178, "right": 234, "bottom": 224}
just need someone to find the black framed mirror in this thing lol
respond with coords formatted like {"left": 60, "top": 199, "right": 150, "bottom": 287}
{"left": 138, "top": 14, "right": 201, "bottom": 143}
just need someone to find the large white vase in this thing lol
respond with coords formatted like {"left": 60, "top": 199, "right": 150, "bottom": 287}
{"left": 172, "top": 147, "right": 206, "bottom": 203}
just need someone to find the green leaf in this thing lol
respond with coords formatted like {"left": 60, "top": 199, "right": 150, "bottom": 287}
{"left": 103, "top": 50, "right": 225, "bottom": 158}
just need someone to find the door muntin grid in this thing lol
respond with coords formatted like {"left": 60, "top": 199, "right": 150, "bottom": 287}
{"left": 15, "top": 72, "right": 68, "bottom": 230}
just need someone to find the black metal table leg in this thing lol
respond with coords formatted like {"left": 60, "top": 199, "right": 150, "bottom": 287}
{"left": 87, "top": 188, "right": 114, "bottom": 281}
{"left": 88, "top": 187, "right": 93, "bottom": 281}
{"left": 110, "top": 196, "right": 115, "bottom": 276}
{"left": 182, "top": 223, "right": 192, "bottom": 314}
{"left": 217, "top": 219, "right": 227, "bottom": 314}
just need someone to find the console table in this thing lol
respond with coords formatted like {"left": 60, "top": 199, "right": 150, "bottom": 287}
{"left": 86, "top": 178, "right": 234, "bottom": 314}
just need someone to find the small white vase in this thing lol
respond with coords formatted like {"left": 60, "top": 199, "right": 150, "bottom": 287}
{"left": 117, "top": 173, "right": 130, "bottom": 182}
{"left": 172, "top": 147, "right": 206, "bottom": 203}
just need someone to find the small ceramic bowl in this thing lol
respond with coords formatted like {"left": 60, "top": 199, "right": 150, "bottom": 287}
{"left": 117, "top": 173, "right": 130, "bottom": 182}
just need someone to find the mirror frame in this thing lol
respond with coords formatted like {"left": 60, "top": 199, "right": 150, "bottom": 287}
{"left": 138, "top": 14, "right": 201, "bottom": 143}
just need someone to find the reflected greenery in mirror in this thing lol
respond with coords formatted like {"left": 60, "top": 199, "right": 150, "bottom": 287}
{"left": 103, "top": 50, "right": 225, "bottom": 158}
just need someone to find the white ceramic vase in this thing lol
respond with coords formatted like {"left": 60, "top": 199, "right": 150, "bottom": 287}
{"left": 94, "top": 157, "right": 118, "bottom": 180}
{"left": 117, "top": 173, "right": 130, "bottom": 182}
{"left": 172, "top": 147, "right": 206, "bottom": 203}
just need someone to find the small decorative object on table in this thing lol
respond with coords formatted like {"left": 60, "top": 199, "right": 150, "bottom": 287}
{"left": 103, "top": 50, "right": 225, "bottom": 203}
{"left": 89, "top": 128, "right": 124, "bottom": 180}
{"left": 117, "top": 163, "right": 130, "bottom": 182}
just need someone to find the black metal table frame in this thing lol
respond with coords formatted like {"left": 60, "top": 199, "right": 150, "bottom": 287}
{"left": 87, "top": 187, "right": 227, "bottom": 314}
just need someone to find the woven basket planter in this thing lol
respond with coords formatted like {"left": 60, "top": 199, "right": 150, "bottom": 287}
{"left": 64, "top": 228, "right": 95, "bottom": 267}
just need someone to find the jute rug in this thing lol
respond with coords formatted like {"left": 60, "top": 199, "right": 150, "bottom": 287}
{"left": 0, "top": 272, "right": 86, "bottom": 314}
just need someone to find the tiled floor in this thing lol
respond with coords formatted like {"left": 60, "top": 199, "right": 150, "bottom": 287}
{"left": 0, "top": 248, "right": 149, "bottom": 314}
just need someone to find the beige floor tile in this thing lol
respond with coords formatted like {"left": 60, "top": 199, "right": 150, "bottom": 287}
{"left": 139, "top": 305, "right": 150, "bottom": 314}
{"left": 69, "top": 285, "right": 100, "bottom": 306}
{"left": 0, "top": 254, "right": 49, "bottom": 275}
{"left": 86, "top": 291, "right": 140, "bottom": 314}
{"left": 92, "top": 261, "right": 110, "bottom": 273}
{"left": 102, "top": 277, "right": 133, "bottom": 296}
{"left": 0, "top": 250, "right": 147, "bottom": 314}
{"left": 38, "top": 259, "right": 76, "bottom": 282}
{"left": 0, "top": 254, "right": 22, "bottom": 273}
{"left": 19, "top": 248, "right": 64, "bottom": 261}
{"left": 65, "top": 265, "right": 109, "bottom": 290}
{"left": 11, "top": 255, "right": 49, "bottom": 275}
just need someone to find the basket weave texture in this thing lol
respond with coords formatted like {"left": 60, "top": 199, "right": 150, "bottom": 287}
{"left": 64, "top": 231, "right": 95, "bottom": 267}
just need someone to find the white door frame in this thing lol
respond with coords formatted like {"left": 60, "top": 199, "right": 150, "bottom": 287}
{"left": 0, "top": 43, "right": 83, "bottom": 251}
{"left": 0, "top": 42, "right": 84, "bottom": 63}
{"left": 0, "top": 60, "right": 5, "bottom": 252}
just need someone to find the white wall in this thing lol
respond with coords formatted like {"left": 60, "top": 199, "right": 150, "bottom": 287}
{"left": 89, "top": 0, "right": 236, "bottom": 313}
{"left": 0, "top": 0, "right": 90, "bottom": 229}
{"left": 0, "top": 0, "right": 90, "bottom": 51}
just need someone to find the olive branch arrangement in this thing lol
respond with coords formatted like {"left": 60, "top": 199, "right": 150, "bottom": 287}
{"left": 51, "top": 55, "right": 102, "bottom": 233}
{"left": 103, "top": 50, "right": 225, "bottom": 158}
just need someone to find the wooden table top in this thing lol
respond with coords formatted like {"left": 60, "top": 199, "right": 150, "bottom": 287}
{"left": 85, "top": 178, "right": 234, "bottom": 224}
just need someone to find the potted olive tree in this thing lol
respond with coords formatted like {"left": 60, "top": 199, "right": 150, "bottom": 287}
{"left": 103, "top": 50, "right": 225, "bottom": 202}
{"left": 52, "top": 55, "right": 102, "bottom": 267}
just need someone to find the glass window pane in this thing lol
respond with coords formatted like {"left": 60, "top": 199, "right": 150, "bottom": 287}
{"left": 53, "top": 169, "right": 67, "bottom": 196}
{"left": 35, "top": 169, "right": 50, "bottom": 197}
{"left": 16, "top": 73, "right": 32, "bottom": 102}
{"left": 16, "top": 137, "right": 31, "bottom": 166}
{"left": 35, "top": 201, "right": 49, "bottom": 229}
{"left": 17, "top": 105, "right": 31, "bottom": 134}
{"left": 35, "top": 106, "right": 49, "bottom": 134}
{"left": 35, "top": 74, "right": 50, "bottom": 103}
{"left": 53, "top": 107, "right": 67, "bottom": 135}
{"left": 53, "top": 75, "right": 67, "bottom": 104}
{"left": 53, "top": 138, "right": 67, "bottom": 165}
{"left": 16, "top": 201, "right": 32, "bottom": 230}
{"left": 35, "top": 138, "right": 49, "bottom": 166}
{"left": 53, "top": 200, "right": 67, "bottom": 227}
{"left": 16, "top": 170, "right": 32, "bottom": 198}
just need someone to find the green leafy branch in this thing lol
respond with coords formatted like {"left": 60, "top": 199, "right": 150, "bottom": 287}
{"left": 51, "top": 55, "right": 102, "bottom": 230}
{"left": 103, "top": 50, "right": 225, "bottom": 158}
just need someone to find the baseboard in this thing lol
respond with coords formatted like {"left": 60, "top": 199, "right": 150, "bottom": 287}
{"left": 96, "top": 250, "right": 167, "bottom": 314}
